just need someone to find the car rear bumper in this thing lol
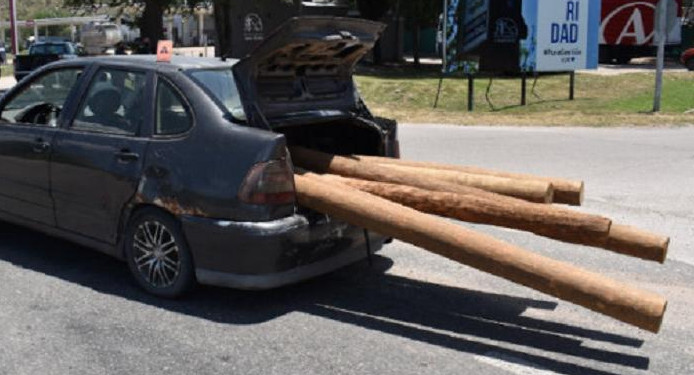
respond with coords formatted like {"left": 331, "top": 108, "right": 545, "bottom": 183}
{"left": 180, "top": 213, "right": 385, "bottom": 290}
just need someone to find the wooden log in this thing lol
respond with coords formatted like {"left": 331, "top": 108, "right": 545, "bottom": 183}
{"left": 295, "top": 173, "right": 667, "bottom": 333}
{"left": 355, "top": 154, "right": 584, "bottom": 206}
{"left": 606, "top": 225, "right": 670, "bottom": 263}
{"left": 375, "top": 163, "right": 552, "bottom": 203}
{"left": 289, "top": 146, "right": 553, "bottom": 204}
{"left": 322, "top": 174, "right": 668, "bottom": 263}
{"left": 321, "top": 174, "right": 609, "bottom": 246}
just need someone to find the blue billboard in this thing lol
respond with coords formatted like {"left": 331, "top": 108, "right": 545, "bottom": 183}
{"left": 445, "top": 0, "right": 600, "bottom": 73}
{"left": 521, "top": 0, "right": 601, "bottom": 72}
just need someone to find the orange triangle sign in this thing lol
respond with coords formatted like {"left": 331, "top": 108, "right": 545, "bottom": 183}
{"left": 157, "top": 40, "right": 173, "bottom": 62}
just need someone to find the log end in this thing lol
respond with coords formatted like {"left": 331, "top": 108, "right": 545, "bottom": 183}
{"left": 635, "top": 298, "right": 667, "bottom": 334}
{"left": 553, "top": 181, "right": 585, "bottom": 206}
{"left": 605, "top": 224, "right": 670, "bottom": 263}
{"left": 652, "top": 299, "right": 667, "bottom": 333}
{"left": 517, "top": 182, "right": 555, "bottom": 204}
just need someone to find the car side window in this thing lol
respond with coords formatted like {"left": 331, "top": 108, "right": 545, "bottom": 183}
{"left": 73, "top": 68, "right": 146, "bottom": 136}
{"left": 0, "top": 68, "right": 83, "bottom": 127}
{"left": 155, "top": 79, "right": 192, "bottom": 135}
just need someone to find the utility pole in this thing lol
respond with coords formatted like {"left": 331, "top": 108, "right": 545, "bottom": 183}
{"left": 653, "top": 0, "right": 667, "bottom": 112}
{"left": 442, "top": 0, "right": 447, "bottom": 73}
{"left": 9, "top": 0, "right": 18, "bottom": 55}
{"left": 0, "top": 2, "right": 5, "bottom": 45}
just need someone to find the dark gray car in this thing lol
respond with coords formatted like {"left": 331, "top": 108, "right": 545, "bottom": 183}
{"left": 0, "top": 17, "right": 398, "bottom": 297}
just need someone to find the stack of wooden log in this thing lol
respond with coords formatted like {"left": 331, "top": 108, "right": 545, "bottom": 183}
{"left": 289, "top": 146, "right": 669, "bottom": 333}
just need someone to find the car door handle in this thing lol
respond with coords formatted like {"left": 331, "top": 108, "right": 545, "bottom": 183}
{"left": 33, "top": 140, "right": 51, "bottom": 153}
{"left": 115, "top": 150, "right": 139, "bottom": 162}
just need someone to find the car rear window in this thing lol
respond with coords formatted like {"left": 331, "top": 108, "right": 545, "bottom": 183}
{"left": 188, "top": 69, "right": 246, "bottom": 121}
{"left": 30, "top": 43, "right": 74, "bottom": 55}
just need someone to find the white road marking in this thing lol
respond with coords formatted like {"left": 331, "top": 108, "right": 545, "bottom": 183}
{"left": 474, "top": 352, "right": 560, "bottom": 375}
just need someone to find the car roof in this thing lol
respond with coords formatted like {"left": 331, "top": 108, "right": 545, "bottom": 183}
{"left": 32, "top": 41, "right": 72, "bottom": 46}
{"left": 53, "top": 55, "right": 238, "bottom": 73}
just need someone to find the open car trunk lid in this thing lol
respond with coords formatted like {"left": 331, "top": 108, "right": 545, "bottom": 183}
{"left": 232, "top": 17, "right": 385, "bottom": 127}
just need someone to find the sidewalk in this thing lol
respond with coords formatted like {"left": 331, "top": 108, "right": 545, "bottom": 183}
{"left": 0, "top": 76, "right": 16, "bottom": 92}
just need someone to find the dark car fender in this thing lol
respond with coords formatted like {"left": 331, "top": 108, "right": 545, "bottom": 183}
{"left": 114, "top": 71, "right": 293, "bottom": 255}
{"left": 135, "top": 126, "right": 289, "bottom": 218}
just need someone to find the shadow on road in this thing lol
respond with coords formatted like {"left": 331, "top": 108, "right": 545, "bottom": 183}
{"left": 0, "top": 222, "right": 649, "bottom": 374}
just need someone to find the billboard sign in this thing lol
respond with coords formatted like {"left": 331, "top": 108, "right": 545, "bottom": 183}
{"left": 600, "top": 0, "right": 681, "bottom": 47}
{"left": 461, "top": 0, "right": 489, "bottom": 53}
{"left": 522, "top": 0, "right": 600, "bottom": 72}
{"left": 445, "top": 0, "right": 600, "bottom": 73}
{"left": 445, "top": 0, "right": 484, "bottom": 73}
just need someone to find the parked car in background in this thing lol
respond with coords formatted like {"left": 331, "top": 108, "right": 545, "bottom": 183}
{"left": 13, "top": 42, "right": 79, "bottom": 82}
{"left": 0, "top": 17, "right": 397, "bottom": 298}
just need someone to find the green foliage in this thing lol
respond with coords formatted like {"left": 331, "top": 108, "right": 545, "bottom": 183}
{"left": 10, "top": 1, "right": 73, "bottom": 42}
{"left": 31, "top": 8, "right": 72, "bottom": 19}
{"left": 13, "top": 0, "right": 66, "bottom": 19}
{"left": 63, "top": 0, "right": 182, "bottom": 11}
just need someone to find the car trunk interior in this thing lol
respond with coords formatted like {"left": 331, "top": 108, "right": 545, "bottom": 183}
{"left": 276, "top": 117, "right": 383, "bottom": 157}
{"left": 276, "top": 117, "right": 383, "bottom": 223}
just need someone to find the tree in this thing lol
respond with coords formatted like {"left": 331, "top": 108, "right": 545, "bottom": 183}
{"left": 65, "top": 0, "right": 183, "bottom": 51}
{"left": 211, "top": 0, "right": 233, "bottom": 57}
{"left": 400, "top": 0, "right": 441, "bottom": 66}
{"left": 355, "top": 0, "right": 391, "bottom": 21}
{"left": 355, "top": 0, "right": 393, "bottom": 64}
{"left": 17, "top": 0, "right": 65, "bottom": 19}
{"left": 32, "top": 8, "right": 73, "bottom": 37}
{"left": 354, "top": 0, "right": 441, "bottom": 66}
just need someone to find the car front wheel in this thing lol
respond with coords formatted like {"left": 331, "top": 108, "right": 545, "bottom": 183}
{"left": 124, "top": 208, "right": 196, "bottom": 298}
{"left": 686, "top": 58, "right": 694, "bottom": 71}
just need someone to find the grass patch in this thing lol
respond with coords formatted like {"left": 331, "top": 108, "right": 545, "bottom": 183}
{"left": 1, "top": 64, "right": 13, "bottom": 77}
{"left": 355, "top": 69, "right": 694, "bottom": 126}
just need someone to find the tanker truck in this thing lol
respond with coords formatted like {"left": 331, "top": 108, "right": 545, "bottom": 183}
{"left": 80, "top": 22, "right": 123, "bottom": 55}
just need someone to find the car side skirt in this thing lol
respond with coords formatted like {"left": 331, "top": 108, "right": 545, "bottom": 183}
{"left": 0, "top": 209, "right": 120, "bottom": 259}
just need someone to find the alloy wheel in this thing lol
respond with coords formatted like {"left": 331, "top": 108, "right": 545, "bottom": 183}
{"left": 132, "top": 220, "right": 181, "bottom": 288}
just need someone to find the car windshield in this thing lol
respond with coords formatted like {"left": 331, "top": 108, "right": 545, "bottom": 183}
{"left": 188, "top": 69, "right": 246, "bottom": 122}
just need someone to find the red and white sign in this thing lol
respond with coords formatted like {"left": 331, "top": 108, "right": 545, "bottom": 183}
{"left": 600, "top": 0, "right": 682, "bottom": 46}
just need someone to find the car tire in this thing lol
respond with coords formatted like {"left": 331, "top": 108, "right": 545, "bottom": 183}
{"left": 686, "top": 58, "right": 694, "bottom": 71}
{"left": 124, "top": 208, "right": 196, "bottom": 298}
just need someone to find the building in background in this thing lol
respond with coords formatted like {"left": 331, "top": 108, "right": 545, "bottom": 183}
{"left": 222, "top": 0, "right": 349, "bottom": 58}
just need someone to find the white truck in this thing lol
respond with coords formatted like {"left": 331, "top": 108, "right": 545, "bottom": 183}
{"left": 80, "top": 22, "right": 123, "bottom": 55}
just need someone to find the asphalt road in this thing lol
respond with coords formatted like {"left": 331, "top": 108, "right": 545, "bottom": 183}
{"left": 1, "top": 125, "right": 693, "bottom": 375}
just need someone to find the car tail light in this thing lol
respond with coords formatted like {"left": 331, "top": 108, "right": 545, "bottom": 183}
{"left": 238, "top": 159, "right": 296, "bottom": 205}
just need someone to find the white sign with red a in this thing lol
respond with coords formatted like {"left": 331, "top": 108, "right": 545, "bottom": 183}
{"left": 599, "top": 0, "right": 681, "bottom": 46}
